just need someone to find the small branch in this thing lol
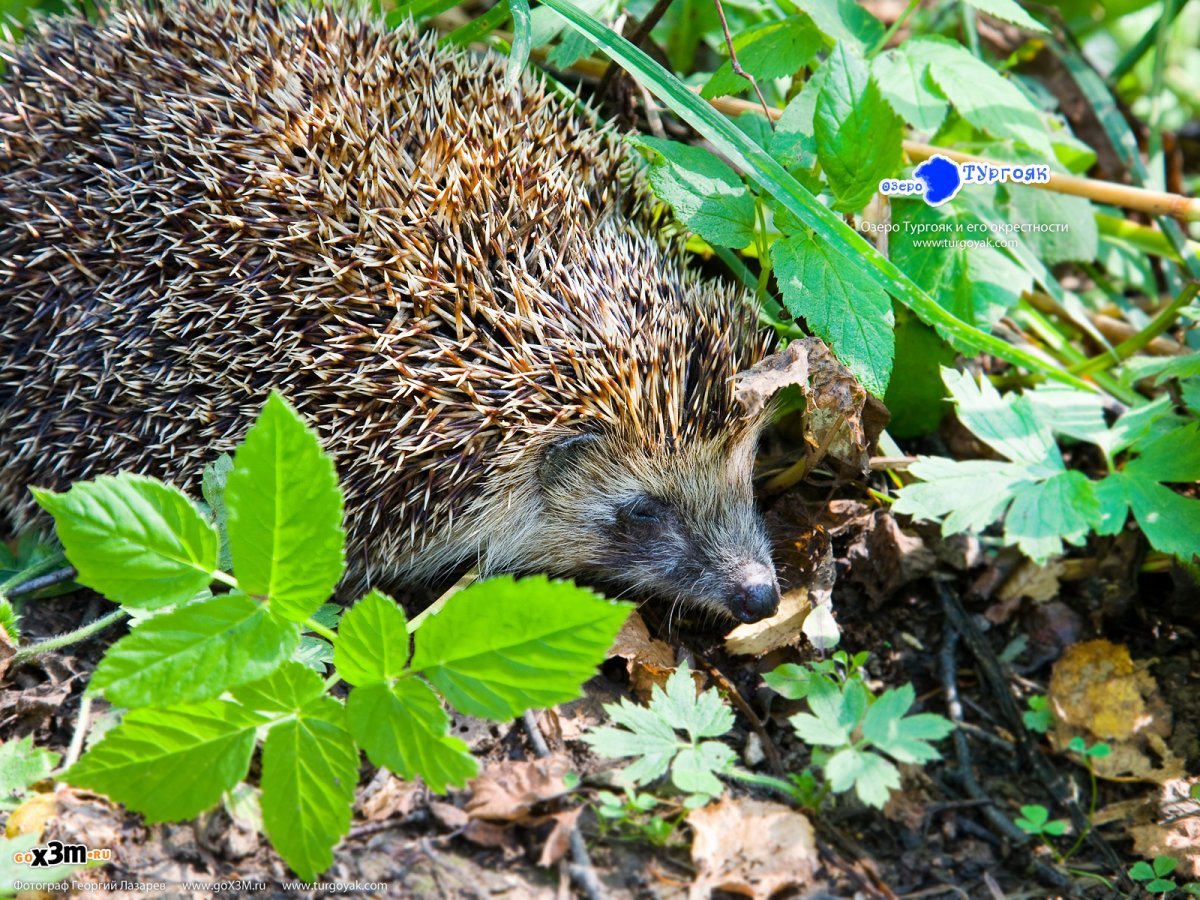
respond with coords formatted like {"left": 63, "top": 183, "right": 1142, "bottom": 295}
{"left": 11, "top": 608, "right": 127, "bottom": 667}
{"left": 698, "top": 659, "right": 785, "bottom": 777}
{"left": 1071, "top": 280, "right": 1200, "bottom": 376}
{"left": 712, "top": 0, "right": 773, "bottom": 126}
{"left": 594, "top": 0, "right": 673, "bottom": 101}
{"left": 522, "top": 710, "right": 603, "bottom": 900}
{"left": 0, "top": 551, "right": 69, "bottom": 597}
{"left": 62, "top": 693, "right": 93, "bottom": 771}
{"left": 6, "top": 566, "right": 77, "bottom": 598}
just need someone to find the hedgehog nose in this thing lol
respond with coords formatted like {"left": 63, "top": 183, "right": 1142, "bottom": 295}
{"left": 731, "top": 580, "right": 780, "bottom": 623}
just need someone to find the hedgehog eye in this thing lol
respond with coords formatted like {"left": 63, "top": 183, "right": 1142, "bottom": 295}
{"left": 621, "top": 496, "right": 669, "bottom": 526}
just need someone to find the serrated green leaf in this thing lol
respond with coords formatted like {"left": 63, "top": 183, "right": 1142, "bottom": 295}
{"left": 201, "top": 453, "right": 234, "bottom": 572}
{"left": 770, "top": 65, "right": 826, "bottom": 170}
{"left": 1004, "top": 185, "right": 1098, "bottom": 264}
{"left": 653, "top": 664, "right": 734, "bottom": 740}
{"left": 225, "top": 393, "right": 346, "bottom": 622}
{"left": 32, "top": 474, "right": 218, "bottom": 610}
{"left": 333, "top": 590, "right": 409, "bottom": 686}
{"left": 891, "top": 204, "right": 1034, "bottom": 339}
{"left": 635, "top": 137, "right": 755, "bottom": 248}
{"left": 1003, "top": 470, "right": 1100, "bottom": 560}
{"left": 862, "top": 686, "right": 952, "bottom": 763}
{"left": 232, "top": 660, "right": 325, "bottom": 713}
{"left": 65, "top": 701, "right": 265, "bottom": 823}
{"left": 905, "top": 36, "right": 1052, "bottom": 156}
{"left": 825, "top": 748, "right": 900, "bottom": 807}
{"left": 671, "top": 742, "right": 734, "bottom": 798}
{"left": 1124, "top": 477, "right": 1200, "bottom": 560}
{"left": 0, "top": 736, "right": 59, "bottom": 806}
{"left": 260, "top": 694, "right": 358, "bottom": 883}
{"left": 701, "top": 17, "right": 822, "bottom": 99}
{"left": 584, "top": 721, "right": 677, "bottom": 787}
{"left": 871, "top": 48, "right": 948, "bottom": 132}
{"left": 894, "top": 457, "right": 1029, "bottom": 533}
{"left": 1126, "top": 422, "right": 1200, "bottom": 484}
{"left": 791, "top": 0, "right": 883, "bottom": 52}
{"left": 943, "top": 368, "right": 1058, "bottom": 468}
{"left": 771, "top": 231, "right": 895, "bottom": 396}
{"left": 90, "top": 592, "right": 299, "bottom": 708}
{"left": 813, "top": 43, "right": 903, "bottom": 213}
{"left": 347, "top": 679, "right": 476, "bottom": 794}
{"left": 295, "top": 636, "right": 334, "bottom": 673}
{"left": 961, "top": 0, "right": 1048, "bottom": 32}
{"left": 410, "top": 575, "right": 630, "bottom": 721}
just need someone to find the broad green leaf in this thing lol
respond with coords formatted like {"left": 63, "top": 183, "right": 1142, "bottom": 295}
{"left": 225, "top": 392, "right": 346, "bottom": 622}
{"left": 541, "top": 0, "right": 1096, "bottom": 391}
{"left": 1004, "top": 185, "right": 1098, "bottom": 264}
{"left": 90, "top": 592, "right": 300, "bottom": 708}
{"left": 791, "top": 0, "right": 883, "bottom": 52}
{"left": 201, "top": 453, "right": 234, "bottom": 572}
{"left": 1126, "top": 422, "right": 1200, "bottom": 484}
{"left": 260, "top": 694, "right": 358, "bottom": 883}
{"left": 232, "top": 660, "right": 325, "bottom": 713}
{"left": 894, "top": 457, "right": 1030, "bottom": 534}
{"left": 32, "top": 474, "right": 218, "bottom": 610}
{"left": 790, "top": 680, "right": 865, "bottom": 747}
{"left": 333, "top": 590, "right": 410, "bottom": 686}
{"left": 871, "top": 48, "right": 948, "bottom": 132}
{"left": 1124, "top": 477, "right": 1200, "bottom": 560}
{"left": 1003, "top": 470, "right": 1099, "bottom": 560}
{"left": 961, "top": 0, "right": 1049, "bottom": 32}
{"left": 891, "top": 203, "right": 1034, "bottom": 338}
{"left": 884, "top": 314, "right": 955, "bottom": 438}
{"left": 824, "top": 748, "right": 900, "bottom": 807}
{"left": 1025, "top": 385, "right": 1110, "bottom": 449}
{"left": 942, "top": 368, "right": 1058, "bottom": 468}
{"left": 65, "top": 701, "right": 265, "bottom": 823}
{"left": 813, "top": 43, "right": 903, "bottom": 213}
{"left": 906, "top": 36, "right": 1052, "bottom": 156}
{"left": 653, "top": 664, "right": 734, "bottom": 740}
{"left": 347, "top": 680, "right": 476, "bottom": 794}
{"left": 763, "top": 664, "right": 824, "bottom": 700}
{"left": 770, "top": 65, "right": 826, "bottom": 170}
{"left": 1121, "top": 354, "right": 1200, "bottom": 387}
{"left": 771, "top": 230, "right": 895, "bottom": 396}
{"left": 701, "top": 17, "right": 823, "bottom": 99}
{"left": 635, "top": 137, "right": 755, "bottom": 248}
{"left": 862, "top": 685, "right": 952, "bottom": 763}
{"left": 410, "top": 575, "right": 631, "bottom": 721}
{"left": 671, "top": 742, "right": 734, "bottom": 798}
{"left": 0, "top": 736, "right": 59, "bottom": 805}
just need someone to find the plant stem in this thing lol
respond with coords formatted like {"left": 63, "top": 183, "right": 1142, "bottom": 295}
{"left": 306, "top": 618, "right": 338, "bottom": 643}
{"left": 11, "top": 608, "right": 127, "bottom": 667}
{"left": 870, "top": 0, "right": 921, "bottom": 54}
{"left": 0, "top": 550, "right": 68, "bottom": 597}
{"left": 727, "top": 767, "right": 806, "bottom": 804}
{"left": 1070, "top": 281, "right": 1199, "bottom": 376}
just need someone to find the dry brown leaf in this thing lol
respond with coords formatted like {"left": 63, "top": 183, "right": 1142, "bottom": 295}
{"left": 430, "top": 800, "right": 469, "bottom": 830}
{"left": 724, "top": 588, "right": 811, "bottom": 656}
{"left": 5, "top": 791, "right": 57, "bottom": 839}
{"left": 1130, "top": 777, "right": 1200, "bottom": 878}
{"left": 536, "top": 807, "right": 582, "bottom": 867}
{"left": 687, "top": 796, "right": 818, "bottom": 899}
{"left": 986, "top": 558, "right": 1064, "bottom": 624}
{"left": 466, "top": 755, "right": 573, "bottom": 822}
{"left": 357, "top": 774, "right": 422, "bottom": 822}
{"left": 845, "top": 512, "right": 936, "bottom": 603}
{"left": 1048, "top": 640, "right": 1181, "bottom": 782}
{"left": 610, "top": 612, "right": 676, "bottom": 698}
{"left": 462, "top": 819, "right": 522, "bottom": 859}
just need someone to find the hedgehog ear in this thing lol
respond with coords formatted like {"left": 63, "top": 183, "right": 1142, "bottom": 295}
{"left": 539, "top": 433, "right": 603, "bottom": 490}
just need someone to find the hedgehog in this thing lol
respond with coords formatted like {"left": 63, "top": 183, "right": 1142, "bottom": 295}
{"left": 0, "top": 0, "right": 783, "bottom": 623}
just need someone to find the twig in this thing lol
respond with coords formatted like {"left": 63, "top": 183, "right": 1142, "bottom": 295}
{"left": 522, "top": 710, "right": 603, "bottom": 900}
{"left": 712, "top": 0, "right": 773, "bottom": 126}
{"left": 698, "top": 660, "right": 785, "bottom": 777}
{"left": 0, "top": 551, "right": 69, "bottom": 597}
{"left": 594, "top": 0, "right": 673, "bottom": 101}
{"left": 6, "top": 566, "right": 77, "bottom": 598}
{"left": 62, "top": 693, "right": 92, "bottom": 771}
{"left": 11, "top": 607, "right": 127, "bottom": 667}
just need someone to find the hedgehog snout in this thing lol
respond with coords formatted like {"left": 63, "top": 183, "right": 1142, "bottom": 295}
{"left": 726, "top": 560, "right": 781, "bottom": 623}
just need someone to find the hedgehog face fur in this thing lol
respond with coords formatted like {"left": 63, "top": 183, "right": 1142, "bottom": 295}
{"left": 0, "top": 0, "right": 781, "bottom": 623}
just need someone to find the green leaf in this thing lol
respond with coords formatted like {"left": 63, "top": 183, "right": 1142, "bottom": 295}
{"left": 260, "top": 693, "right": 359, "bottom": 883}
{"left": 225, "top": 392, "right": 346, "bottom": 622}
{"left": 770, "top": 65, "right": 826, "bottom": 170}
{"left": 540, "top": 0, "right": 1095, "bottom": 392}
{"left": 813, "top": 43, "right": 903, "bottom": 213}
{"left": 201, "top": 453, "right": 234, "bottom": 572}
{"left": 0, "top": 736, "right": 59, "bottom": 806}
{"left": 791, "top": 0, "right": 883, "bottom": 53}
{"left": 871, "top": 48, "right": 948, "bottom": 132}
{"left": 411, "top": 575, "right": 630, "bottom": 721}
{"left": 1003, "top": 470, "right": 1099, "bottom": 559}
{"left": 89, "top": 592, "right": 300, "bottom": 708}
{"left": 232, "top": 660, "right": 326, "bottom": 713}
{"left": 585, "top": 720, "right": 677, "bottom": 788}
{"left": 671, "top": 742, "right": 734, "bottom": 799}
{"left": 894, "top": 457, "right": 1030, "bottom": 533}
{"left": 905, "top": 36, "right": 1052, "bottom": 156}
{"left": 346, "top": 679, "right": 476, "bottom": 794}
{"left": 891, "top": 204, "right": 1034, "bottom": 338}
{"left": 654, "top": 663, "right": 735, "bottom": 741}
{"left": 825, "top": 748, "right": 900, "bottom": 807}
{"left": 862, "top": 685, "right": 952, "bottom": 763}
{"left": 333, "top": 590, "right": 410, "bottom": 686}
{"left": 771, "top": 230, "right": 895, "bottom": 396}
{"left": 634, "top": 136, "right": 756, "bottom": 248}
{"left": 32, "top": 474, "right": 218, "bottom": 610}
{"left": 884, "top": 314, "right": 955, "bottom": 438}
{"left": 1003, "top": 185, "right": 1098, "bottom": 264}
{"left": 295, "top": 636, "right": 334, "bottom": 673}
{"left": 961, "top": 0, "right": 1049, "bottom": 32}
{"left": 701, "top": 17, "right": 823, "bottom": 99}
{"left": 789, "top": 680, "right": 863, "bottom": 748}
{"left": 65, "top": 701, "right": 265, "bottom": 822}
{"left": 943, "top": 368, "right": 1057, "bottom": 468}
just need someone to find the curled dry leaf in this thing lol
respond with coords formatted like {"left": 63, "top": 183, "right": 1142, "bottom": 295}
{"left": 845, "top": 511, "right": 936, "bottom": 603}
{"left": 724, "top": 587, "right": 812, "bottom": 657}
{"left": 1130, "top": 776, "right": 1200, "bottom": 878}
{"left": 465, "top": 755, "right": 573, "bottom": 822}
{"left": 535, "top": 807, "right": 582, "bottom": 867}
{"left": 610, "top": 612, "right": 676, "bottom": 698}
{"left": 734, "top": 337, "right": 883, "bottom": 477}
{"left": 1048, "top": 639, "right": 1183, "bottom": 782}
{"left": 687, "top": 796, "right": 819, "bottom": 899}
